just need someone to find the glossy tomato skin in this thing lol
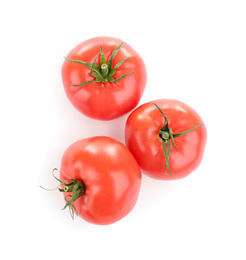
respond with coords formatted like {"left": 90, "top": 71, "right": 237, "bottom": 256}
{"left": 125, "top": 99, "right": 207, "bottom": 180}
{"left": 60, "top": 136, "right": 142, "bottom": 225}
{"left": 61, "top": 36, "right": 147, "bottom": 120}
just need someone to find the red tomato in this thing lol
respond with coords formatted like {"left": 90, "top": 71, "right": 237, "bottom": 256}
{"left": 125, "top": 99, "right": 207, "bottom": 180}
{"left": 58, "top": 136, "right": 141, "bottom": 225}
{"left": 61, "top": 36, "right": 147, "bottom": 120}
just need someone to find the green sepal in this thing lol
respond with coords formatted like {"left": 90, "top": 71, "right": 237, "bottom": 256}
{"left": 108, "top": 76, "right": 115, "bottom": 82}
{"left": 100, "top": 45, "right": 106, "bottom": 64}
{"left": 64, "top": 57, "right": 93, "bottom": 70}
{"left": 161, "top": 124, "right": 169, "bottom": 132}
{"left": 113, "top": 72, "right": 134, "bottom": 82}
{"left": 107, "top": 61, "right": 112, "bottom": 70}
{"left": 162, "top": 140, "right": 174, "bottom": 179}
{"left": 114, "top": 56, "right": 133, "bottom": 70}
{"left": 71, "top": 80, "right": 96, "bottom": 87}
{"left": 173, "top": 124, "right": 204, "bottom": 138}
{"left": 90, "top": 52, "right": 100, "bottom": 75}
{"left": 166, "top": 140, "right": 174, "bottom": 179}
{"left": 108, "top": 69, "right": 116, "bottom": 77}
{"left": 162, "top": 141, "right": 169, "bottom": 175}
{"left": 91, "top": 64, "right": 101, "bottom": 73}
{"left": 169, "top": 128, "right": 178, "bottom": 149}
{"left": 91, "top": 72, "right": 99, "bottom": 78}
{"left": 91, "top": 69, "right": 106, "bottom": 82}
{"left": 109, "top": 42, "right": 125, "bottom": 64}
{"left": 152, "top": 103, "right": 169, "bottom": 126}
{"left": 95, "top": 77, "right": 102, "bottom": 82}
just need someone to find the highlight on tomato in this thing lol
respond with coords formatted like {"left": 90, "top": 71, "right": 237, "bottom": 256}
{"left": 125, "top": 99, "right": 207, "bottom": 180}
{"left": 41, "top": 136, "right": 142, "bottom": 225}
{"left": 61, "top": 36, "right": 147, "bottom": 120}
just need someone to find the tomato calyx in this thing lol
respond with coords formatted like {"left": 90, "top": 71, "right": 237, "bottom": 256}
{"left": 40, "top": 168, "right": 85, "bottom": 220}
{"left": 152, "top": 103, "right": 204, "bottom": 179}
{"left": 65, "top": 42, "right": 134, "bottom": 86}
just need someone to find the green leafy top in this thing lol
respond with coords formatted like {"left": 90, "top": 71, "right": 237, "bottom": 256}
{"left": 40, "top": 168, "right": 85, "bottom": 220}
{"left": 65, "top": 42, "right": 134, "bottom": 87}
{"left": 152, "top": 103, "right": 203, "bottom": 179}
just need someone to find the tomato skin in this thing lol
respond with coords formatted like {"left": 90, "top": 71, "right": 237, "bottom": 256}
{"left": 61, "top": 36, "right": 147, "bottom": 120}
{"left": 125, "top": 99, "right": 207, "bottom": 180}
{"left": 59, "top": 136, "right": 141, "bottom": 225}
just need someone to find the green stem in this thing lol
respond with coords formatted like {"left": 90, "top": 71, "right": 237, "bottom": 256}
{"left": 160, "top": 130, "right": 169, "bottom": 140}
{"left": 100, "top": 63, "right": 109, "bottom": 78}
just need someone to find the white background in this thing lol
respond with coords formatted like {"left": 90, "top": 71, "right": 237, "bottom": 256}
{"left": 1, "top": 0, "right": 246, "bottom": 259}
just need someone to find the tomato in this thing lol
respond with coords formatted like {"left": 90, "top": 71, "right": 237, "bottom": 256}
{"left": 55, "top": 136, "right": 141, "bottom": 225}
{"left": 61, "top": 36, "right": 147, "bottom": 120}
{"left": 125, "top": 99, "right": 207, "bottom": 180}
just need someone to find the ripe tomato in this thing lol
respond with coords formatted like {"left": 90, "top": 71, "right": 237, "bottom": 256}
{"left": 61, "top": 36, "right": 147, "bottom": 120}
{"left": 57, "top": 136, "right": 141, "bottom": 225}
{"left": 125, "top": 99, "right": 207, "bottom": 180}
